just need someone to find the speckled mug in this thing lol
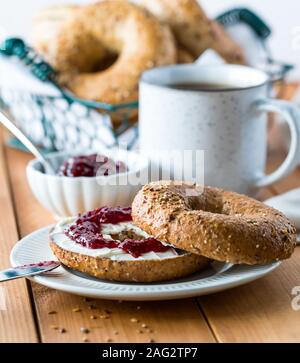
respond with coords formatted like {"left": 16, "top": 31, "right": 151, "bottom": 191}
{"left": 139, "top": 64, "right": 300, "bottom": 195}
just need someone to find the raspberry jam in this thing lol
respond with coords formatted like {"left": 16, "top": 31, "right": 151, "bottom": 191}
{"left": 58, "top": 154, "right": 127, "bottom": 177}
{"left": 119, "top": 238, "right": 171, "bottom": 258}
{"left": 76, "top": 207, "right": 132, "bottom": 225}
{"left": 65, "top": 207, "right": 173, "bottom": 258}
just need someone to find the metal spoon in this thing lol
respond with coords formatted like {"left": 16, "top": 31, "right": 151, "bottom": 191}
{"left": 0, "top": 261, "right": 60, "bottom": 282}
{"left": 0, "top": 111, "right": 56, "bottom": 174}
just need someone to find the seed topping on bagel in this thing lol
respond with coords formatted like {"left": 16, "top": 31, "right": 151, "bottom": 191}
{"left": 132, "top": 181, "right": 297, "bottom": 265}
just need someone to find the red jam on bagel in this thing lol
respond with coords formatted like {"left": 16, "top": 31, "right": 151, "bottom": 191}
{"left": 65, "top": 207, "right": 172, "bottom": 258}
{"left": 49, "top": 207, "right": 210, "bottom": 282}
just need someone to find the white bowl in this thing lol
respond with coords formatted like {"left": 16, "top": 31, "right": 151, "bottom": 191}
{"left": 26, "top": 149, "right": 149, "bottom": 218}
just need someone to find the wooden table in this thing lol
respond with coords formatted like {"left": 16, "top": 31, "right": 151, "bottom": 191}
{"left": 1, "top": 84, "right": 300, "bottom": 343}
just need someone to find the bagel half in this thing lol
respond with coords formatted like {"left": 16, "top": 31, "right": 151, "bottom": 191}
{"left": 50, "top": 242, "right": 209, "bottom": 282}
{"left": 132, "top": 181, "right": 297, "bottom": 265}
{"left": 49, "top": 218, "right": 210, "bottom": 282}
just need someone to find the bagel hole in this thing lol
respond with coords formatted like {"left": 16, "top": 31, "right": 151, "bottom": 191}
{"left": 110, "top": 230, "right": 146, "bottom": 242}
{"left": 103, "top": 225, "right": 183, "bottom": 253}
{"left": 91, "top": 52, "right": 119, "bottom": 72}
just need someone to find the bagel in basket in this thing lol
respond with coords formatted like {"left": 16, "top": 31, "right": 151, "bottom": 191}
{"left": 49, "top": 208, "right": 210, "bottom": 282}
{"left": 132, "top": 181, "right": 297, "bottom": 265}
{"left": 32, "top": 1, "right": 177, "bottom": 105}
{"left": 32, "top": 3, "right": 194, "bottom": 66}
{"left": 139, "top": 0, "right": 246, "bottom": 64}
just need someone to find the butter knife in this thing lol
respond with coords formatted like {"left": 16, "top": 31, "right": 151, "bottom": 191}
{"left": 0, "top": 261, "right": 60, "bottom": 282}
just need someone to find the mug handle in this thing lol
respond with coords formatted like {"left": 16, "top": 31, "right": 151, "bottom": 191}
{"left": 253, "top": 98, "right": 300, "bottom": 188}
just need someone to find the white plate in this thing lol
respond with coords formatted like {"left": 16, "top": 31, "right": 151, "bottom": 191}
{"left": 10, "top": 226, "right": 280, "bottom": 301}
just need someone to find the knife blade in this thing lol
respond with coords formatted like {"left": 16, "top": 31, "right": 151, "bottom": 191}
{"left": 0, "top": 261, "right": 60, "bottom": 282}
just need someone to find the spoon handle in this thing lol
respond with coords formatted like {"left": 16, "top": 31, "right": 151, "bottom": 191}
{"left": 0, "top": 111, "right": 55, "bottom": 173}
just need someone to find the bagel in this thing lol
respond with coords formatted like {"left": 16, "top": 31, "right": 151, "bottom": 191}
{"left": 32, "top": 6, "right": 81, "bottom": 58}
{"left": 33, "top": 1, "right": 177, "bottom": 105}
{"left": 132, "top": 181, "right": 297, "bottom": 265}
{"left": 49, "top": 215, "right": 210, "bottom": 282}
{"left": 139, "top": 0, "right": 246, "bottom": 64}
{"left": 32, "top": 3, "right": 193, "bottom": 69}
{"left": 177, "top": 47, "right": 195, "bottom": 64}
{"left": 50, "top": 241, "right": 209, "bottom": 282}
{"left": 32, "top": 5, "right": 120, "bottom": 84}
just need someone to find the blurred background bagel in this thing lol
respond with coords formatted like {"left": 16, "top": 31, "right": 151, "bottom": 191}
{"left": 32, "top": 1, "right": 177, "bottom": 106}
{"left": 139, "top": 0, "right": 245, "bottom": 64}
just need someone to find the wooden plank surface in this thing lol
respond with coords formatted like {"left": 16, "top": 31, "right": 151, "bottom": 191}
{"left": 5, "top": 147, "right": 215, "bottom": 343}
{"left": 0, "top": 130, "right": 38, "bottom": 342}
{"left": 1, "top": 83, "right": 300, "bottom": 343}
{"left": 199, "top": 255, "right": 300, "bottom": 342}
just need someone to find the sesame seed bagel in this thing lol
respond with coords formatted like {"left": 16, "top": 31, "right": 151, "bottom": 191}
{"left": 32, "top": 3, "right": 192, "bottom": 68}
{"left": 139, "top": 0, "right": 246, "bottom": 64}
{"left": 50, "top": 241, "right": 210, "bottom": 283}
{"left": 34, "top": 1, "right": 177, "bottom": 105}
{"left": 132, "top": 181, "right": 297, "bottom": 265}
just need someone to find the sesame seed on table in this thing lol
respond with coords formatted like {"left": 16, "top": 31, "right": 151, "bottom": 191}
{"left": 0, "top": 83, "right": 300, "bottom": 343}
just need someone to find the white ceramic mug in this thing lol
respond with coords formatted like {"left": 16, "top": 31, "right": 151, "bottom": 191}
{"left": 139, "top": 64, "right": 300, "bottom": 195}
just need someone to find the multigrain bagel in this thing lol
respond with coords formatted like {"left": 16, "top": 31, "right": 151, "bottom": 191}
{"left": 34, "top": 1, "right": 177, "bottom": 105}
{"left": 32, "top": 3, "right": 193, "bottom": 66}
{"left": 132, "top": 181, "right": 297, "bottom": 265}
{"left": 32, "top": 5, "right": 118, "bottom": 84}
{"left": 49, "top": 214, "right": 210, "bottom": 282}
{"left": 50, "top": 241, "right": 210, "bottom": 283}
{"left": 139, "top": 0, "right": 246, "bottom": 64}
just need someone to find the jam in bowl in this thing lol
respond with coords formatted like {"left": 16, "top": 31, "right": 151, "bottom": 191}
{"left": 26, "top": 149, "right": 149, "bottom": 217}
{"left": 58, "top": 153, "right": 128, "bottom": 177}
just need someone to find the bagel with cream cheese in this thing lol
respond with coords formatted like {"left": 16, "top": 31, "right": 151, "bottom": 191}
{"left": 50, "top": 241, "right": 209, "bottom": 282}
{"left": 49, "top": 213, "right": 210, "bottom": 282}
{"left": 132, "top": 181, "right": 296, "bottom": 265}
